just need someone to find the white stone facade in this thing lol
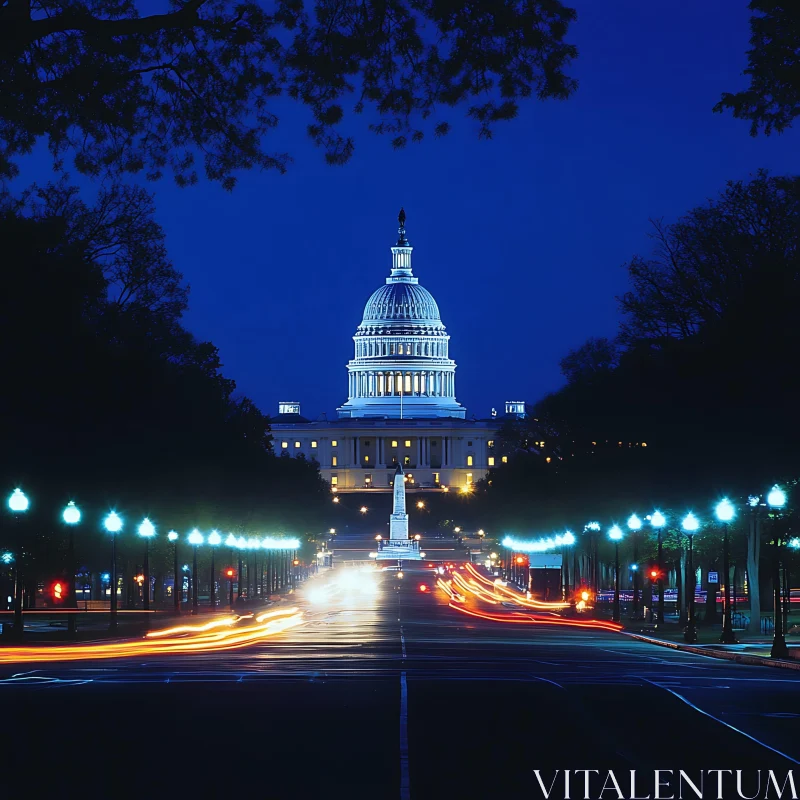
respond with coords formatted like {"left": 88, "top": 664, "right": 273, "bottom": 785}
{"left": 272, "top": 416, "right": 503, "bottom": 492}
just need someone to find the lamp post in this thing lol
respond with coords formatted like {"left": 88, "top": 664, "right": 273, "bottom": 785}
{"left": 585, "top": 522, "right": 601, "bottom": 597}
{"left": 168, "top": 531, "right": 180, "bottom": 614}
{"left": 7, "top": 489, "right": 29, "bottom": 639}
{"left": 650, "top": 511, "right": 666, "bottom": 625}
{"left": 609, "top": 525, "right": 623, "bottom": 622}
{"left": 188, "top": 529, "right": 203, "bottom": 615}
{"left": 62, "top": 501, "right": 81, "bottom": 636}
{"left": 627, "top": 514, "right": 642, "bottom": 618}
{"left": 715, "top": 498, "right": 736, "bottom": 644}
{"left": 208, "top": 530, "right": 221, "bottom": 608}
{"left": 767, "top": 485, "right": 788, "bottom": 659}
{"left": 138, "top": 518, "right": 155, "bottom": 611}
{"left": 104, "top": 512, "right": 123, "bottom": 632}
{"left": 682, "top": 512, "right": 699, "bottom": 643}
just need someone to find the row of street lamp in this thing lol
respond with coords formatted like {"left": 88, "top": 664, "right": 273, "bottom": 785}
{"left": 4, "top": 490, "right": 301, "bottom": 636}
{"left": 501, "top": 486, "right": 795, "bottom": 658}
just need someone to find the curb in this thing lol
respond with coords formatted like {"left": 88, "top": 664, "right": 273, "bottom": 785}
{"left": 621, "top": 631, "right": 800, "bottom": 671}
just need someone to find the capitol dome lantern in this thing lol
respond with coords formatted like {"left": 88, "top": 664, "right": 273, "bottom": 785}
{"left": 337, "top": 210, "right": 465, "bottom": 419}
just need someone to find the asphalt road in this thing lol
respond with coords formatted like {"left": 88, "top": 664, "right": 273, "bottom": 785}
{"left": 1, "top": 564, "right": 799, "bottom": 799}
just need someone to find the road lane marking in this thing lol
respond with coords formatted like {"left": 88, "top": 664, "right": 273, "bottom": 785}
{"left": 642, "top": 678, "right": 800, "bottom": 765}
{"left": 399, "top": 671, "right": 410, "bottom": 800}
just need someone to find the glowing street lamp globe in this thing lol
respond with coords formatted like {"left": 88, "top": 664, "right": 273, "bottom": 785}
{"left": 562, "top": 531, "right": 576, "bottom": 545}
{"left": 790, "top": 538, "right": 800, "bottom": 550}
{"left": 188, "top": 529, "right": 204, "bottom": 546}
{"left": 225, "top": 533, "right": 238, "bottom": 547}
{"left": 8, "top": 489, "right": 29, "bottom": 513}
{"left": 767, "top": 485, "right": 787, "bottom": 509}
{"left": 62, "top": 501, "right": 81, "bottom": 525}
{"left": 360, "top": 506, "right": 368, "bottom": 514}
{"left": 627, "top": 514, "right": 642, "bottom": 531}
{"left": 104, "top": 512, "right": 123, "bottom": 533}
{"left": 608, "top": 524, "right": 623, "bottom": 541}
{"left": 208, "top": 530, "right": 222, "bottom": 546}
{"left": 1, "top": 552, "right": 14, "bottom": 565}
{"left": 329, "top": 528, "right": 336, "bottom": 535}
{"left": 138, "top": 518, "right": 156, "bottom": 538}
{"left": 681, "top": 512, "right": 699, "bottom": 533}
{"left": 715, "top": 498, "right": 735, "bottom": 523}
{"left": 650, "top": 511, "right": 666, "bottom": 528}
{"left": 167, "top": 531, "right": 179, "bottom": 542}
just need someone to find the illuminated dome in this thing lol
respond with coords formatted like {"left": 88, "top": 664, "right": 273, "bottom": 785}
{"left": 337, "top": 210, "right": 464, "bottom": 420}
{"left": 362, "top": 282, "right": 442, "bottom": 326}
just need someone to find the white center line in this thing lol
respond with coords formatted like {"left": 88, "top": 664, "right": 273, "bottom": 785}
{"left": 399, "top": 671, "right": 411, "bottom": 800}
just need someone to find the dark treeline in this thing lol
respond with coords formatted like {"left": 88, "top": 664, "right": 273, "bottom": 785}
{"left": 477, "top": 171, "right": 800, "bottom": 533}
{"left": 0, "top": 181, "right": 327, "bottom": 581}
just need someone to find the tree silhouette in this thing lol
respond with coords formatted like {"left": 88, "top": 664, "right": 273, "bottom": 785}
{"left": 0, "top": 0, "right": 578, "bottom": 187}
{"left": 714, "top": 2, "right": 800, "bottom": 135}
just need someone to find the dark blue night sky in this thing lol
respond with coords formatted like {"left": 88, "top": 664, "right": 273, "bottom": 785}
{"left": 20, "top": 1, "right": 800, "bottom": 419}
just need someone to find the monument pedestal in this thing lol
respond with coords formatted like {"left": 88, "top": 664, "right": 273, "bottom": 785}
{"left": 376, "top": 539, "right": 421, "bottom": 561}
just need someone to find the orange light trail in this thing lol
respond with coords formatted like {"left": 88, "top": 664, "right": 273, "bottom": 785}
{"left": 0, "top": 608, "right": 304, "bottom": 664}
{"left": 436, "top": 578, "right": 465, "bottom": 603}
{"left": 463, "top": 564, "right": 569, "bottom": 609}
{"left": 145, "top": 614, "right": 252, "bottom": 638}
{"left": 447, "top": 601, "right": 624, "bottom": 632}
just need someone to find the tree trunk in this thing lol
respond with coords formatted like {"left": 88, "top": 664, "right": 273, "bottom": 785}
{"left": 747, "top": 514, "right": 762, "bottom": 635}
{"left": 705, "top": 557, "right": 719, "bottom": 624}
{"left": 678, "top": 551, "right": 686, "bottom": 624}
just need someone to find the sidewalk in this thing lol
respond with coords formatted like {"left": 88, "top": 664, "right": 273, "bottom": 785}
{"left": 619, "top": 620, "right": 800, "bottom": 670}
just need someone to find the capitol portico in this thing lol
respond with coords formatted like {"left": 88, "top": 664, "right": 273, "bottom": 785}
{"left": 270, "top": 211, "right": 524, "bottom": 492}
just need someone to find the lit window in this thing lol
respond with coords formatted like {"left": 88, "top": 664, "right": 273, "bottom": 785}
{"left": 311, "top": 441, "right": 317, "bottom": 449}
{"left": 488, "top": 440, "right": 494, "bottom": 448}
{"left": 281, "top": 441, "right": 288, "bottom": 449}
{"left": 332, "top": 440, "right": 337, "bottom": 447}
{"left": 331, "top": 475, "right": 338, "bottom": 486}
{"left": 295, "top": 441, "right": 301, "bottom": 448}
{"left": 392, "top": 440, "right": 398, "bottom": 447}
{"left": 466, "top": 473, "right": 473, "bottom": 484}
{"left": 407, "top": 473, "right": 413, "bottom": 481}
{"left": 404, "top": 456, "right": 410, "bottom": 465}
{"left": 332, "top": 456, "right": 337, "bottom": 467}
{"left": 467, "top": 455, "right": 473, "bottom": 466}
{"left": 404, "top": 440, "right": 411, "bottom": 447}
{"left": 433, "top": 473, "right": 440, "bottom": 483}
{"left": 488, "top": 457, "right": 495, "bottom": 466}
{"left": 364, "top": 455, "right": 370, "bottom": 463}
{"left": 365, "top": 474, "right": 372, "bottom": 484}
{"left": 502, "top": 456, "right": 508, "bottom": 464}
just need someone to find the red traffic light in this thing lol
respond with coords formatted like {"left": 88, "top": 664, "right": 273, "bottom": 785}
{"left": 649, "top": 569, "right": 658, "bottom": 579}
{"left": 515, "top": 556, "right": 525, "bottom": 565}
{"left": 224, "top": 568, "right": 235, "bottom": 578}
{"left": 419, "top": 584, "right": 429, "bottom": 593}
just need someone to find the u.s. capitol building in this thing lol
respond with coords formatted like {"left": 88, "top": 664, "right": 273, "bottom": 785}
{"left": 270, "top": 210, "right": 525, "bottom": 492}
